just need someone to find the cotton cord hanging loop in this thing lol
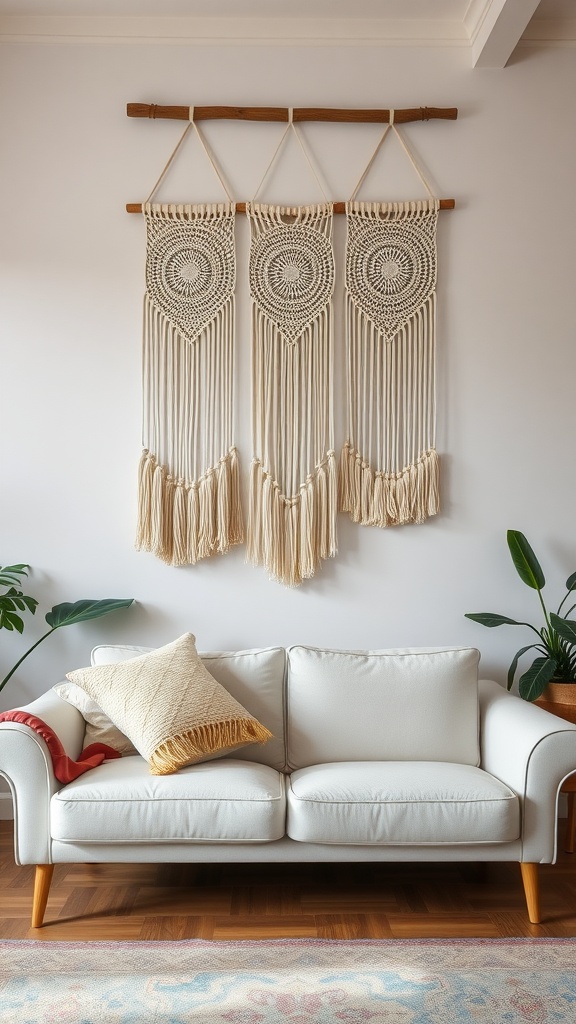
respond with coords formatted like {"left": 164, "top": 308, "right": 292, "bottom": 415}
{"left": 349, "top": 106, "right": 437, "bottom": 203}
{"left": 145, "top": 109, "right": 234, "bottom": 204}
{"left": 145, "top": 123, "right": 193, "bottom": 204}
{"left": 252, "top": 108, "right": 331, "bottom": 203}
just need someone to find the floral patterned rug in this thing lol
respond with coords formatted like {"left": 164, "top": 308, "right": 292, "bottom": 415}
{"left": 1, "top": 937, "right": 575, "bottom": 1023}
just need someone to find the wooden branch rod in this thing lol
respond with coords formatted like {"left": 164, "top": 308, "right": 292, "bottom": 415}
{"left": 127, "top": 199, "right": 455, "bottom": 214}
{"left": 127, "top": 103, "right": 458, "bottom": 124}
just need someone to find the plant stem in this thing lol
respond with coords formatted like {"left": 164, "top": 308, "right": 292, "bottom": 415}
{"left": 0, "top": 627, "right": 56, "bottom": 695}
{"left": 536, "top": 588, "right": 551, "bottom": 631}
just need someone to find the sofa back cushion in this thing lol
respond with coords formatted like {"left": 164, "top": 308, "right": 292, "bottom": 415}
{"left": 286, "top": 646, "right": 480, "bottom": 769}
{"left": 91, "top": 644, "right": 286, "bottom": 770}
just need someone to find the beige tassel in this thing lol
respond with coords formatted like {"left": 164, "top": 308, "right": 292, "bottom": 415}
{"left": 187, "top": 484, "right": 199, "bottom": 565}
{"left": 216, "top": 456, "right": 230, "bottom": 554}
{"left": 197, "top": 469, "right": 216, "bottom": 561}
{"left": 136, "top": 449, "right": 154, "bottom": 551}
{"left": 150, "top": 464, "right": 165, "bottom": 558}
{"left": 229, "top": 446, "right": 244, "bottom": 546}
{"left": 172, "top": 480, "right": 188, "bottom": 566}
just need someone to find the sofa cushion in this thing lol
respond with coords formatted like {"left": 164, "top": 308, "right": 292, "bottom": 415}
{"left": 67, "top": 634, "right": 272, "bottom": 775}
{"left": 50, "top": 756, "right": 286, "bottom": 843}
{"left": 91, "top": 644, "right": 286, "bottom": 771}
{"left": 286, "top": 761, "right": 519, "bottom": 845}
{"left": 286, "top": 646, "right": 480, "bottom": 768}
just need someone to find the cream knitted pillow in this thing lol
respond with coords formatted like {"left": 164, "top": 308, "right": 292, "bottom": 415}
{"left": 66, "top": 633, "right": 273, "bottom": 775}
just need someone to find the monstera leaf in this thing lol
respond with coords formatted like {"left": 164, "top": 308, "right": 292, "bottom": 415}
{"left": 1, "top": 589, "right": 134, "bottom": 694}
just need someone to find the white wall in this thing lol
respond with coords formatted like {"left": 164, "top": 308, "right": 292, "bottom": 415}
{"left": 1, "top": 37, "right": 575, "bottom": 715}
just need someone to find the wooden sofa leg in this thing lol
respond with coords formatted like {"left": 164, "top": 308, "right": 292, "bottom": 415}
{"left": 520, "top": 862, "right": 541, "bottom": 924}
{"left": 32, "top": 864, "right": 54, "bottom": 928}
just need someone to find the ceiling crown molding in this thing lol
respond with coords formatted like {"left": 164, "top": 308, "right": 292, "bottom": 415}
{"left": 0, "top": 13, "right": 467, "bottom": 46}
{"left": 0, "top": 6, "right": 573, "bottom": 58}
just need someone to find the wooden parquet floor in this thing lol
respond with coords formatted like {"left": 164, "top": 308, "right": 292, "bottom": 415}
{"left": 1, "top": 820, "right": 576, "bottom": 940}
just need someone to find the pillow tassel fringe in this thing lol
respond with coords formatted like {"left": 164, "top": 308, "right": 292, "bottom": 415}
{"left": 149, "top": 717, "right": 273, "bottom": 776}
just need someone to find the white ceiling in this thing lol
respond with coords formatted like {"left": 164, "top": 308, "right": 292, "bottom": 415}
{"left": 0, "top": 0, "right": 573, "bottom": 67}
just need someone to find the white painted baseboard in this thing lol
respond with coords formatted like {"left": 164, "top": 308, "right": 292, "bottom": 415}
{"left": 0, "top": 793, "right": 14, "bottom": 819}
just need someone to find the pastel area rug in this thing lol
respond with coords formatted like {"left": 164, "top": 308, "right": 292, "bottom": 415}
{"left": 1, "top": 937, "right": 576, "bottom": 1023}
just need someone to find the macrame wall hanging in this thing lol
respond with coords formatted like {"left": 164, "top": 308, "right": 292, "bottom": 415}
{"left": 340, "top": 112, "right": 440, "bottom": 529}
{"left": 136, "top": 113, "right": 243, "bottom": 566}
{"left": 128, "top": 103, "right": 456, "bottom": 579}
{"left": 246, "top": 115, "right": 337, "bottom": 587}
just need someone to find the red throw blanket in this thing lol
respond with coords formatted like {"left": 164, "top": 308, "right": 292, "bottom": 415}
{"left": 0, "top": 710, "right": 121, "bottom": 783}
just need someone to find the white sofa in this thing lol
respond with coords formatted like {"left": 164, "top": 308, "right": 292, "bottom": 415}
{"left": 1, "top": 643, "right": 576, "bottom": 928}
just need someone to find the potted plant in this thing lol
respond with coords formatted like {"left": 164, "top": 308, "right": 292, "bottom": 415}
{"left": 0, "top": 563, "right": 134, "bottom": 696}
{"left": 465, "top": 531, "right": 576, "bottom": 715}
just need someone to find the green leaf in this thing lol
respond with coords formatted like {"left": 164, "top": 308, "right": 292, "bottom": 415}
{"left": 507, "top": 644, "right": 538, "bottom": 690}
{"left": 45, "top": 598, "right": 134, "bottom": 629}
{"left": 465, "top": 612, "right": 526, "bottom": 627}
{"left": 0, "top": 564, "right": 30, "bottom": 587}
{"left": 507, "top": 530, "right": 546, "bottom": 591}
{"left": 566, "top": 572, "right": 576, "bottom": 592}
{"left": 0, "top": 610, "right": 24, "bottom": 633}
{"left": 550, "top": 613, "right": 576, "bottom": 646}
{"left": 518, "top": 656, "right": 557, "bottom": 701}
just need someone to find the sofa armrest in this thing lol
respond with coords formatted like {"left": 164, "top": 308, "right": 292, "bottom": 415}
{"left": 0, "top": 689, "right": 85, "bottom": 865}
{"left": 479, "top": 678, "right": 576, "bottom": 862}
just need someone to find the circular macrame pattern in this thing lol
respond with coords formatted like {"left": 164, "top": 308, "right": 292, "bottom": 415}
{"left": 346, "top": 217, "right": 436, "bottom": 340}
{"left": 250, "top": 224, "right": 334, "bottom": 344}
{"left": 146, "top": 217, "right": 235, "bottom": 340}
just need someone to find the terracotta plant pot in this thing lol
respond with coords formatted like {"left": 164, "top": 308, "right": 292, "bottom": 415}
{"left": 535, "top": 682, "right": 576, "bottom": 725}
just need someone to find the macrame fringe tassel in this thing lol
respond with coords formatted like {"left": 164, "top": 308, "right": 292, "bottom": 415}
{"left": 247, "top": 453, "right": 338, "bottom": 587}
{"left": 339, "top": 442, "right": 439, "bottom": 527}
{"left": 135, "top": 447, "right": 244, "bottom": 567}
{"left": 149, "top": 717, "right": 273, "bottom": 776}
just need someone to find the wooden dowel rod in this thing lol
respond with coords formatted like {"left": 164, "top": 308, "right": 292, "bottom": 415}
{"left": 127, "top": 103, "right": 457, "bottom": 124}
{"left": 126, "top": 199, "right": 455, "bottom": 214}
{"left": 128, "top": 104, "right": 289, "bottom": 122}
{"left": 293, "top": 107, "right": 457, "bottom": 124}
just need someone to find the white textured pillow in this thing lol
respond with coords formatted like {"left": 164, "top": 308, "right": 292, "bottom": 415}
{"left": 66, "top": 633, "right": 272, "bottom": 775}
{"left": 53, "top": 681, "right": 138, "bottom": 755}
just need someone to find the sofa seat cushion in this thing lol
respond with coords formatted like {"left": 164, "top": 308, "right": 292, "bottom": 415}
{"left": 50, "top": 757, "right": 286, "bottom": 843}
{"left": 286, "top": 762, "right": 519, "bottom": 845}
